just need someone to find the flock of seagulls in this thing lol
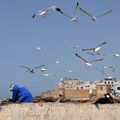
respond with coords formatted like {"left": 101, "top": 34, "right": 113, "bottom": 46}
{"left": 32, "top": 2, "right": 112, "bottom": 22}
{"left": 20, "top": 2, "right": 118, "bottom": 79}
{"left": 71, "top": 38, "right": 120, "bottom": 78}
{"left": 74, "top": 42, "right": 107, "bottom": 67}
{"left": 21, "top": 40, "right": 120, "bottom": 78}
{"left": 32, "top": 3, "right": 79, "bottom": 22}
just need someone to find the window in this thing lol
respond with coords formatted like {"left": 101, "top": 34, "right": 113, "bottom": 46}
{"left": 117, "top": 87, "right": 120, "bottom": 90}
{"left": 81, "top": 86, "right": 83, "bottom": 89}
{"left": 100, "top": 87, "right": 103, "bottom": 90}
{"left": 77, "top": 87, "right": 79, "bottom": 89}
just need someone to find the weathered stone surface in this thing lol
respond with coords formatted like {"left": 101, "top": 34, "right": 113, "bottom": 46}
{"left": 0, "top": 103, "right": 119, "bottom": 120}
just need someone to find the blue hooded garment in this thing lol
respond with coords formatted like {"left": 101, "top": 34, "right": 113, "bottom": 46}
{"left": 12, "top": 84, "right": 32, "bottom": 103}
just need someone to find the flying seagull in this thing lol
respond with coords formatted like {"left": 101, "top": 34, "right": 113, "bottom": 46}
{"left": 73, "top": 45, "right": 80, "bottom": 49}
{"left": 36, "top": 47, "right": 41, "bottom": 51}
{"left": 55, "top": 59, "right": 60, "bottom": 64}
{"left": 87, "top": 52, "right": 101, "bottom": 56}
{"left": 32, "top": 5, "right": 61, "bottom": 18}
{"left": 82, "top": 42, "right": 107, "bottom": 52}
{"left": 107, "top": 53, "right": 120, "bottom": 58}
{"left": 39, "top": 67, "right": 47, "bottom": 72}
{"left": 32, "top": 5, "right": 78, "bottom": 22}
{"left": 79, "top": 6, "right": 112, "bottom": 22}
{"left": 103, "top": 65, "right": 116, "bottom": 73}
{"left": 20, "top": 65, "right": 45, "bottom": 73}
{"left": 75, "top": 53, "right": 103, "bottom": 66}
{"left": 70, "top": 2, "right": 79, "bottom": 22}
{"left": 103, "top": 65, "right": 114, "bottom": 69}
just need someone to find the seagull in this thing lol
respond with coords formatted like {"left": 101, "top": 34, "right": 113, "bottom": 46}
{"left": 20, "top": 65, "right": 45, "bottom": 73}
{"left": 87, "top": 52, "right": 101, "bottom": 56}
{"left": 32, "top": 5, "right": 60, "bottom": 18}
{"left": 95, "top": 68, "right": 109, "bottom": 76}
{"left": 82, "top": 42, "right": 107, "bottom": 53}
{"left": 43, "top": 73, "right": 55, "bottom": 77}
{"left": 68, "top": 70, "right": 72, "bottom": 73}
{"left": 103, "top": 65, "right": 114, "bottom": 69}
{"left": 97, "top": 66, "right": 115, "bottom": 77}
{"left": 75, "top": 53, "right": 103, "bottom": 66}
{"left": 39, "top": 67, "right": 47, "bottom": 72}
{"left": 36, "top": 47, "right": 41, "bottom": 51}
{"left": 103, "top": 65, "right": 116, "bottom": 73}
{"left": 107, "top": 53, "right": 120, "bottom": 58}
{"left": 55, "top": 59, "right": 60, "bottom": 64}
{"left": 79, "top": 6, "right": 112, "bottom": 22}
{"left": 32, "top": 5, "right": 78, "bottom": 22}
{"left": 70, "top": 2, "right": 79, "bottom": 22}
{"left": 73, "top": 44, "right": 80, "bottom": 49}
{"left": 43, "top": 73, "right": 49, "bottom": 77}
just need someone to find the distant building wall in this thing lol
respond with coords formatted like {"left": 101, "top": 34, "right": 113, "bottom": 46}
{"left": 96, "top": 84, "right": 111, "bottom": 98}
{"left": 64, "top": 89, "right": 96, "bottom": 100}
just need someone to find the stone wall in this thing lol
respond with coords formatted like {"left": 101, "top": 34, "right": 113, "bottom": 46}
{"left": 0, "top": 103, "right": 119, "bottom": 120}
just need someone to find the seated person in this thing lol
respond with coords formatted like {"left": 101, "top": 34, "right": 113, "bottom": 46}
{"left": 9, "top": 84, "right": 33, "bottom": 103}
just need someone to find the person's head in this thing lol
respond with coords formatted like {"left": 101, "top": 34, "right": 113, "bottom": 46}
{"left": 9, "top": 84, "right": 15, "bottom": 91}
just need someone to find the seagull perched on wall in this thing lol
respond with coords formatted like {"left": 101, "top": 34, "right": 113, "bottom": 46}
{"left": 82, "top": 42, "right": 107, "bottom": 53}
{"left": 32, "top": 5, "right": 78, "bottom": 22}
{"left": 79, "top": 6, "right": 112, "bottom": 22}
{"left": 75, "top": 53, "right": 103, "bottom": 66}
{"left": 20, "top": 65, "right": 45, "bottom": 73}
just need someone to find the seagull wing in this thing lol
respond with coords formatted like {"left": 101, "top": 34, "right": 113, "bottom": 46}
{"left": 90, "top": 58, "right": 103, "bottom": 63}
{"left": 75, "top": 53, "right": 88, "bottom": 63}
{"left": 61, "top": 12, "right": 76, "bottom": 19}
{"left": 32, "top": 9, "right": 47, "bottom": 18}
{"left": 79, "top": 7, "right": 97, "bottom": 21}
{"left": 20, "top": 66, "right": 31, "bottom": 70}
{"left": 46, "top": 5, "right": 63, "bottom": 14}
{"left": 87, "top": 52, "right": 95, "bottom": 56}
{"left": 72, "top": 2, "right": 79, "bottom": 18}
{"left": 96, "top": 10, "right": 112, "bottom": 19}
{"left": 96, "top": 42, "right": 107, "bottom": 47}
{"left": 47, "top": 5, "right": 57, "bottom": 10}
{"left": 100, "top": 70, "right": 107, "bottom": 75}
{"left": 107, "top": 53, "right": 114, "bottom": 56}
{"left": 54, "top": 7, "right": 76, "bottom": 20}
{"left": 82, "top": 48, "right": 95, "bottom": 51}
{"left": 32, "top": 14, "right": 36, "bottom": 18}
{"left": 33, "top": 64, "right": 45, "bottom": 70}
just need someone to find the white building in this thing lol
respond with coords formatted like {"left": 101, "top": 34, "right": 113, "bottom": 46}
{"left": 97, "top": 77, "right": 120, "bottom": 95}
